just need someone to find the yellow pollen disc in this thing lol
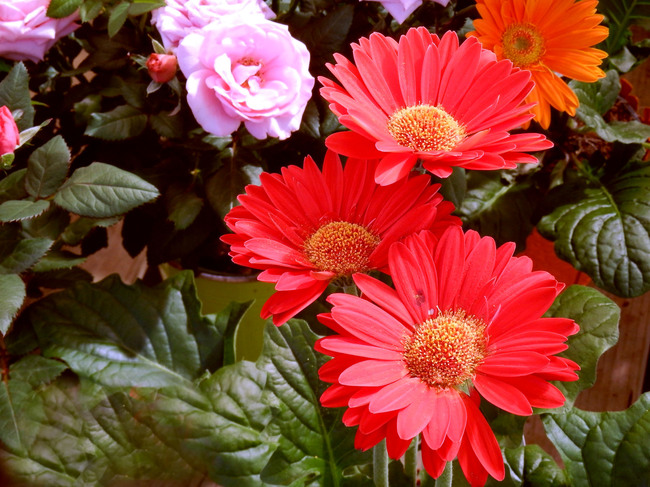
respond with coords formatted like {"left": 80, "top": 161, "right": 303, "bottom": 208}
{"left": 386, "top": 105, "right": 466, "bottom": 152}
{"left": 303, "top": 221, "right": 381, "bottom": 277}
{"left": 403, "top": 309, "right": 488, "bottom": 390}
{"left": 501, "top": 23, "right": 546, "bottom": 68}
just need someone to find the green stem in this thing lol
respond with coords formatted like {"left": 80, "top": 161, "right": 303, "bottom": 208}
{"left": 404, "top": 436, "right": 418, "bottom": 486}
{"left": 373, "top": 440, "right": 389, "bottom": 487}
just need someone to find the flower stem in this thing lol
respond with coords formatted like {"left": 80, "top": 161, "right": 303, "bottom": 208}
{"left": 404, "top": 436, "right": 418, "bottom": 486}
{"left": 373, "top": 440, "right": 389, "bottom": 487}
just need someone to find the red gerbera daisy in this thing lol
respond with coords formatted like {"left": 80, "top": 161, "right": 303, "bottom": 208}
{"left": 221, "top": 151, "right": 460, "bottom": 325}
{"left": 315, "top": 226, "right": 580, "bottom": 486}
{"left": 320, "top": 28, "right": 553, "bottom": 183}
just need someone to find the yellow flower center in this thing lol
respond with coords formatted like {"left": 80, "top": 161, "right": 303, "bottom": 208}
{"left": 303, "top": 221, "right": 381, "bottom": 277}
{"left": 501, "top": 23, "right": 546, "bottom": 68}
{"left": 403, "top": 309, "right": 488, "bottom": 390}
{"left": 386, "top": 105, "right": 466, "bottom": 152}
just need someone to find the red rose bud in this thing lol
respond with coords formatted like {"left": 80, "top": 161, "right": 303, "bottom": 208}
{"left": 146, "top": 53, "right": 177, "bottom": 83}
{"left": 0, "top": 106, "right": 20, "bottom": 155}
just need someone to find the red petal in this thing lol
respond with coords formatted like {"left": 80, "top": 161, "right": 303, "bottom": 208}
{"left": 461, "top": 395, "right": 505, "bottom": 482}
{"left": 473, "top": 373, "right": 532, "bottom": 415}
{"left": 338, "top": 359, "right": 407, "bottom": 387}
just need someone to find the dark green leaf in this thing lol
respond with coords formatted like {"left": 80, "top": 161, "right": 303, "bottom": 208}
{"left": 0, "top": 274, "right": 25, "bottom": 335}
{"left": 538, "top": 160, "right": 650, "bottom": 297}
{"left": 543, "top": 286, "right": 620, "bottom": 410}
{"left": 28, "top": 271, "right": 227, "bottom": 388}
{"left": 31, "top": 251, "right": 86, "bottom": 272}
{"left": 258, "top": 320, "right": 371, "bottom": 485}
{"left": 457, "top": 169, "right": 541, "bottom": 250}
{"left": 0, "top": 237, "right": 53, "bottom": 274}
{"left": 571, "top": 70, "right": 620, "bottom": 116}
{"left": 166, "top": 189, "right": 204, "bottom": 230}
{"left": 0, "top": 63, "right": 33, "bottom": 130}
{"left": 543, "top": 392, "right": 650, "bottom": 486}
{"left": 25, "top": 136, "right": 71, "bottom": 199}
{"left": 21, "top": 205, "right": 70, "bottom": 240}
{"left": 46, "top": 0, "right": 82, "bottom": 18}
{"left": 503, "top": 445, "right": 570, "bottom": 486}
{"left": 108, "top": 2, "right": 130, "bottom": 38}
{"left": 128, "top": 0, "right": 166, "bottom": 16}
{"left": 0, "top": 169, "right": 27, "bottom": 204}
{"left": 206, "top": 163, "right": 262, "bottom": 220}
{"left": 0, "top": 200, "right": 51, "bottom": 222}
{"left": 54, "top": 162, "right": 159, "bottom": 218}
{"left": 150, "top": 111, "right": 183, "bottom": 138}
{"left": 80, "top": 0, "right": 104, "bottom": 22}
{"left": 436, "top": 167, "right": 467, "bottom": 210}
{"left": 85, "top": 105, "right": 148, "bottom": 140}
{"left": 299, "top": 4, "right": 355, "bottom": 62}
{"left": 597, "top": 0, "right": 650, "bottom": 54}
{"left": 61, "top": 216, "right": 119, "bottom": 246}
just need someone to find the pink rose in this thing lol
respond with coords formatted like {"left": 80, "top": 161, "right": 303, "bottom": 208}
{"left": 146, "top": 53, "right": 178, "bottom": 83}
{"left": 0, "top": 0, "right": 80, "bottom": 63}
{"left": 368, "top": 0, "right": 450, "bottom": 23}
{"left": 177, "top": 19, "right": 314, "bottom": 140}
{"left": 151, "top": 0, "right": 275, "bottom": 52}
{"left": 0, "top": 106, "right": 19, "bottom": 155}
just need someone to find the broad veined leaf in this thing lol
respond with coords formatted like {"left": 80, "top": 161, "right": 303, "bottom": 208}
{"left": 543, "top": 285, "right": 620, "bottom": 410}
{"left": 0, "top": 63, "right": 33, "bottom": 130}
{"left": 502, "top": 445, "right": 570, "bottom": 487}
{"left": 28, "top": 271, "right": 226, "bottom": 388}
{"left": 206, "top": 162, "right": 263, "bottom": 220}
{"left": 543, "top": 392, "right": 650, "bottom": 486}
{"left": 85, "top": 105, "right": 148, "bottom": 140}
{"left": 0, "top": 169, "right": 27, "bottom": 204}
{"left": 30, "top": 251, "right": 86, "bottom": 272}
{"left": 25, "top": 136, "right": 70, "bottom": 199}
{"left": 108, "top": 2, "right": 130, "bottom": 38}
{"left": 258, "top": 320, "right": 371, "bottom": 486}
{"left": 0, "top": 199, "right": 51, "bottom": 222}
{"left": 53, "top": 162, "right": 159, "bottom": 218}
{"left": 538, "top": 160, "right": 650, "bottom": 297}
{"left": 571, "top": 71, "right": 650, "bottom": 144}
{"left": 457, "top": 169, "right": 542, "bottom": 250}
{"left": 0, "top": 274, "right": 25, "bottom": 335}
{"left": 0, "top": 237, "right": 53, "bottom": 274}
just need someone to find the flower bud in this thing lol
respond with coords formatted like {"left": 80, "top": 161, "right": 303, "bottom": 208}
{"left": 0, "top": 106, "right": 20, "bottom": 156}
{"left": 146, "top": 53, "right": 178, "bottom": 83}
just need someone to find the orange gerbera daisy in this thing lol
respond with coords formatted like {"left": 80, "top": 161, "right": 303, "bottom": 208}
{"left": 469, "top": 0, "right": 609, "bottom": 128}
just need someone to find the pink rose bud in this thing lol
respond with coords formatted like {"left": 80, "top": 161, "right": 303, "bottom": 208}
{"left": 0, "top": 106, "right": 20, "bottom": 155}
{"left": 146, "top": 53, "right": 178, "bottom": 83}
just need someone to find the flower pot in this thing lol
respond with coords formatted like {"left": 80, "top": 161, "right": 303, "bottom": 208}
{"left": 161, "top": 263, "right": 275, "bottom": 361}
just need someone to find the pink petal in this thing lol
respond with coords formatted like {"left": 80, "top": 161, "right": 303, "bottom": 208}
{"left": 338, "top": 359, "right": 408, "bottom": 387}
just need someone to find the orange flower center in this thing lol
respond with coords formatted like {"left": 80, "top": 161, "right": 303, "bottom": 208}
{"left": 386, "top": 105, "right": 465, "bottom": 152}
{"left": 501, "top": 23, "right": 546, "bottom": 68}
{"left": 403, "top": 309, "right": 488, "bottom": 389}
{"left": 303, "top": 221, "right": 381, "bottom": 277}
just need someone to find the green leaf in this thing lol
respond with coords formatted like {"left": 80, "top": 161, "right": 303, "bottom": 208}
{"left": 166, "top": 189, "right": 204, "bottom": 230}
{"left": 258, "top": 320, "right": 371, "bottom": 485}
{"left": 53, "top": 162, "right": 159, "bottom": 218}
{"left": 25, "top": 136, "right": 71, "bottom": 199}
{"left": 30, "top": 251, "right": 86, "bottom": 272}
{"left": 571, "top": 70, "right": 620, "bottom": 116}
{"left": 543, "top": 285, "right": 620, "bottom": 410}
{"left": 457, "top": 169, "right": 542, "bottom": 250}
{"left": 0, "top": 63, "right": 33, "bottom": 130}
{"left": 597, "top": 0, "right": 650, "bottom": 54}
{"left": 538, "top": 160, "right": 650, "bottom": 297}
{"left": 298, "top": 4, "right": 355, "bottom": 63}
{"left": 571, "top": 70, "right": 650, "bottom": 144}
{"left": 503, "top": 445, "right": 570, "bottom": 486}
{"left": 0, "top": 238, "right": 53, "bottom": 274}
{"left": 128, "top": 0, "right": 166, "bottom": 16}
{"left": 46, "top": 0, "right": 82, "bottom": 18}
{"left": 0, "top": 274, "right": 25, "bottom": 335}
{"left": 85, "top": 105, "right": 148, "bottom": 140}
{"left": 28, "top": 271, "right": 227, "bottom": 388}
{"left": 0, "top": 200, "right": 51, "bottom": 222}
{"left": 206, "top": 163, "right": 262, "bottom": 220}
{"left": 80, "top": 0, "right": 104, "bottom": 22}
{"left": 150, "top": 111, "right": 183, "bottom": 138}
{"left": 61, "top": 216, "right": 119, "bottom": 246}
{"left": 108, "top": 2, "right": 130, "bottom": 38}
{"left": 0, "top": 169, "right": 27, "bottom": 204}
{"left": 543, "top": 392, "right": 650, "bottom": 486}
